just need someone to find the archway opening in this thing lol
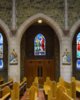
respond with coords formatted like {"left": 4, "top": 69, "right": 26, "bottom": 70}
{"left": 21, "top": 21, "right": 60, "bottom": 87}
{"left": 0, "top": 27, "right": 8, "bottom": 81}
{"left": 72, "top": 27, "right": 80, "bottom": 80}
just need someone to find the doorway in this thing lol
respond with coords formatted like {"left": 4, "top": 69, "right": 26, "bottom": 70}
{"left": 21, "top": 23, "right": 60, "bottom": 87}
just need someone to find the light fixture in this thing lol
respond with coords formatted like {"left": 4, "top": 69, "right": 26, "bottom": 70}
{"left": 37, "top": 19, "right": 42, "bottom": 24}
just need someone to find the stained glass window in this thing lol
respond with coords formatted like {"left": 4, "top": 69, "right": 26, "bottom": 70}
{"left": 0, "top": 33, "right": 3, "bottom": 69}
{"left": 34, "top": 33, "right": 46, "bottom": 56}
{"left": 76, "top": 32, "right": 80, "bottom": 69}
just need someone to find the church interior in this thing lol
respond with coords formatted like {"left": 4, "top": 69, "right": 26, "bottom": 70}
{"left": 0, "top": 0, "right": 80, "bottom": 100}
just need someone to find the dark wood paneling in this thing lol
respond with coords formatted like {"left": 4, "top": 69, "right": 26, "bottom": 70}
{"left": 24, "top": 59, "right": 54, "bottom": 87}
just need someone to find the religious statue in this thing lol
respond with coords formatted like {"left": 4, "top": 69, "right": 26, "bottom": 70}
{"left": 9, "top": 49, "right": 18, "bottom": 65}
{"left": 62, "top": 49, "right": 71, "bottom": 65}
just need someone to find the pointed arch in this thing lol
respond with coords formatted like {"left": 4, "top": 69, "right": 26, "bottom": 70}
{"left": 0, "top": 19, "right": 11, "bottom": 81}
{"left": 16, "top": 13, "right": 63, "bottom": 43}
{"left": 70, "top": 19, "right": 80, "bottom": 43}
{"left": 0, "top": 19, "right": 11, "bottom": 45}
{"left": 18, "top": 13, "right": 63, "bottom": 81}
{"left": 71, "top": 20, "right": 80, "bottom": 79}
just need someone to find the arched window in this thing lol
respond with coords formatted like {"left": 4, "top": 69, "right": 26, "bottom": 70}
{"left": 34, "top": 33, "right": 46, "bottom": 56}
{"left": 76, "top": 32, "right": 80, "bottom": 69}
{"left": 0, "top": 33, "right": 3, "bottom": 69}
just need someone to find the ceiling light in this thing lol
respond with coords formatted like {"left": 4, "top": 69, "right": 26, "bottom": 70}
{"left": 38, "top": 19, "right": 42, "bottom": 24}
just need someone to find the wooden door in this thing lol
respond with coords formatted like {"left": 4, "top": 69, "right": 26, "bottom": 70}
{"left": 24, "top": 59, "right": 54, "bottom": 87}
{"left": 24, "top": 60, "right": 37, "bottom": 87}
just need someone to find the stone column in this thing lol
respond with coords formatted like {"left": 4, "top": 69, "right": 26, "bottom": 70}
{"left": 8, "top": 36, "right": 20, "bottom": 82}
{"left": 64, "top": 0, "right": 69, "bottom": 30}
{"left": 60, "top": 36, "right": 72, "bottom": 82}
{"left": 11, "top": 0, "right": 16, "bottom": 31}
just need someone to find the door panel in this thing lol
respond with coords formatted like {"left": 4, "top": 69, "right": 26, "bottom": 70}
{"left": 24, "top": 59, "right": 54, "bottom": 87}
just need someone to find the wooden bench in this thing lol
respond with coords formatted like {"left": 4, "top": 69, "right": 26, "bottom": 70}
{"left": 28, "top": 82, "right": 38, "bottom": 100}
{"left": 20, "top": 77, "right": 27, "bottom": 96}
{"left": 0, "top": 86, "right": 11, "bottom": 100}
{"left": 64, "top": 77, "right": 76, "bottom": 99}
{"left": 0, "top": 79, "right": 13, "bottom": 89}
{"left": 0, "top": 79, "right": 13, "bottom": 98}
{"left": 56, "top": 87, "right": 73, "bottom": 100}
{"left": 0, "top": 77, "right": 27, "bottom": 100}
{"left": 43, "top": 77, "right": 74, "bottom": 100}
{"left": 11, "top": 77, "right": 27, "bottom": 100}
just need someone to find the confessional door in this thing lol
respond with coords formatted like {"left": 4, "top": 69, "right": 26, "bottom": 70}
{"left": 25, "top": 59, "right": 54, "bottom": 87}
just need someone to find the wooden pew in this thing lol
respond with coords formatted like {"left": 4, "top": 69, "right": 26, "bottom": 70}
{"left": 47, "top": 81, "right": 57, "bottom": 100}
{"left": 11, "top": 82, "right": 19, "bottom": 100}
{"left": 44, "top": 77, "right": 52, "bottom": 95}
{"left": 56, "top": 85, "right": 73, "bottom": 100}
{"left": 57, "top": 77, "right": 76, "bottom": 100}
{"left": 0, "top": 79, "right": 13, "bottom": 98}
{"left": 43, "top": 77, "right": 57, "bottom": 100}
{"left": 33, "top": 77, "right": 39, "bottom": 88}
{"left": 20, "top": 77, "right": 27, "bottom": 96}
{"left": 43, "top": 77, "right": 74, "bottom": 100}
{"left": 64, "top": 77, "right": 76, "bottom": 100}
{"left": 0, "top": 79, "right": 13, "bottom": 89}
{"left": 28, "top": 82, "right": 38, "bottom": 100}
{"left": 0, "top": 86, "right": 11, "bottom": 100}
{"left": 0, "top": 77, "right": 27, "bottom": 100}
{"left": 11, "top": 77, "right": 27, "bottom": 100}
{"left": 62, "top": 92, "right": 73, "bottom": 100}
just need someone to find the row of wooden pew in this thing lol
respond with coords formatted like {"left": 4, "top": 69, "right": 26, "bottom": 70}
{"left": 0, "top": 77, "right": 27, "bottom": 100}
{"left": 26, "top": 77, "right": 76, "bottom": 100}
{"left": 43, "top": 77, "right": 76, "bottom": 100}
{"left": 0, "top": 76, "right": 79, "bottom": 100}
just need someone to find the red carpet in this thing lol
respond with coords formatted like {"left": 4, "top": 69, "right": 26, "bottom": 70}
{"left": 21, "top": 89, "right": 45, "bottom": 100}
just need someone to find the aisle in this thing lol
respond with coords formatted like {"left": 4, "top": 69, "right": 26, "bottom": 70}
{"left": 21, "top": 89, "right": 46, "bottom": 100}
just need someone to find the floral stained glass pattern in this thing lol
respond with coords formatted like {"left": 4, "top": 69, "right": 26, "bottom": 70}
{"left": 34, "top": 33, "right": 46, "bottom": 56}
